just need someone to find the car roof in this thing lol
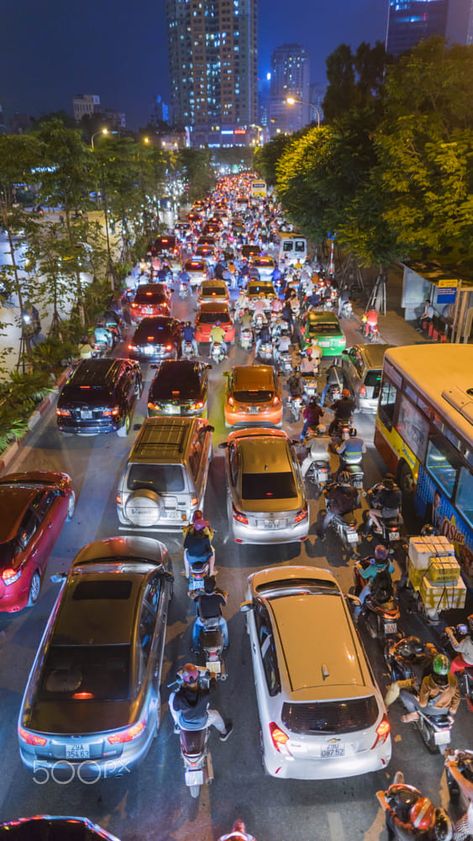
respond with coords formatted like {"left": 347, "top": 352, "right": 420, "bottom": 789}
{"left": 134, "top": 283, "right": 167, "bottom": 297}
{"left": 233, "top": 365, "right": 274, "bottom": 390}
{"left": 309, "top": 311, "right": 340, "bottom": 324}
{"left": 67, "top": 358, "right": 123, "bottom": 387}
{"left": 238, "top": 435, "right": 290, "bottom": 473}
{"left": 0, "top": 485, "right": 38, "bottom": 542}
{"left": 201, "top": 279, "right": 226, "bottom": 289}
{"left": 129, "top": 416, "right": 197, "bottom": 462}
{"left": 186, "top": 259, "right": 206, "bottom": 269}
{"left": 134, "top": 316, "right": 176, "bottom": 336}
{"left": 198, "top": 302, "right": 230, "bottom": 313}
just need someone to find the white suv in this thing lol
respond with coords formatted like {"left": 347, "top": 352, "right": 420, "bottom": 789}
{"left": 241, "top": 565, "right": 391, "bottom": 780}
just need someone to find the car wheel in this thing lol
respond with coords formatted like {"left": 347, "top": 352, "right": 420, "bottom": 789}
{"left": 66, "top": 490, "right": 76, "bottom": 521}
{"left": 28, "top": 571, "right": 41, "bottom": 607}
{"left": 117, "top": 411, "right": 131, "bottom": 437}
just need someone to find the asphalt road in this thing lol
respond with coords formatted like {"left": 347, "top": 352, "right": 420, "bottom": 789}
{"left": 0, "top": 290, "right": 471, "bottom": 841}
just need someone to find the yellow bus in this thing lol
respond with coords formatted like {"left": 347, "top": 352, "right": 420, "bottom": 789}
{"left": 250, "top": 179, "right": 267, "bottom": 199}
{"left": 374, "top": 344, "right": 473, "bottom": 583}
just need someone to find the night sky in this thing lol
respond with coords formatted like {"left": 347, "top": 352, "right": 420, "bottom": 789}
{"left": 1, "top": 0, "right": 387, "bottom": 128}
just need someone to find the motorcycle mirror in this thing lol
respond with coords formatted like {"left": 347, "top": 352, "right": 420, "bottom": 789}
{"left": 239, "top": 600, "right": 254, "bottom": 613}
{"left": 50, "top": 573, "right": 67, "bottom": 583}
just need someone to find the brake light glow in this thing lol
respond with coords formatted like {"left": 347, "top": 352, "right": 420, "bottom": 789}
{"left": 272, "top": 396, "right": 280, "bottom": 406}
{"left": 228, "top": 397, "right": 234, "bottom": 407}
{"left": 359, "top": 385, "right": 367, "bottom": 397}
{"left": 108, "top": 720, "right": 146, "bottom": 744}
{"left": 79, "top": 386, "right": 91, "bottom": 390}
{"left": 72, "top": 692, "right": 94, "bottom": 700}
{"left": 18, "top": 727, "right": 47, "bottom": 747}
{"left": 147, "top": 402, "right": 158, "bottom": 410}
{"left": 192, "top": 401, "right": 204, "bottom": 410}
{"left": 128, "top": 343, "right": 136, "bottom": 350}
{"left": 131, "top": 302, "right": 138, "bottom": 308}
{"left": 2, "top": 567, "right": 22, "bottom": 585}
{"left": 147, "top": 336, "right": 155, "bottom": 341}
{"left": 56, "top": 408, "right": 71, "bottom": 417}
{"left": 269, "top": 722, "right": 290, "bottom": 753}
{"left": 232, "top": 505, "right": 248, "bottom": 525}
{"left": 294, "top": 509, "right": 308, "bottom": 524}
{"left": 103, "top": 406, "right": 120, "bottom": 417}
{"left": 371, "top": 716, "right": 391, "bottom": 749}
{"left": 165, "top": 344, "right": 173, "bottom": 350}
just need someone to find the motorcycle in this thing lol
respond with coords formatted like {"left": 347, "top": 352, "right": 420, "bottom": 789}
{"left": 339, "top": 459, "right": 364, "bottom": 490}
{"left": 210, "top": 342, "right": 227, "bottom": 364}
{"left": 179, "top": 282, "right": 190, "bottom": 299}
{"left": 323, "top": 382, "right": 341, "bottom": 406}
{"left": 257, "top": 341, "right": 273, "bottom": 362}
{"left": 182, "top": 340, "right": 196, "bottom": 359}
{"left": 193, "top": 616, "right": 227, "bottom": 681}
{"left": 443, "top": 625, "right": 473, "bottom": 712}
{"left": 377, "top": 771, "right": 453, "bottom": 841}
{"left": 304, "top": 458, "right": 330, "bottom": 490}
{"left": 240, "top": 328, "right": 253, "bottom": 351}
{"left": 301, "top": 373, "right": 318, "bottom": 401}
{"left": 444, "top": 748, "right": 473, "bottom": 802}
{"left": 323, "top": 500, "right": 360, "bottom": 557}
{"left": 253, "top": 313, "right": 267, "bottom": 333}
{"left": 340, "top": 300, "right": 353, "bottom": 319}
{"left": 186, "top": 554, "right": 211, "bottom": 595}
{"left": 287, "top": 394, "right": 303, "bottom": 422}
{"left": 330, "top": 418, "right": 353, "bottom": 446}
{"left": 352, "top": 561, "right": 400, "bottom": 643}
{"left": 169, "top": 670, "right": 214, "bottom": 799}
{"left": 278, "top": 350, "right": 293, "bottom": 375}
{"left": 363, "top": 506, "right": 404, "bottom": 546}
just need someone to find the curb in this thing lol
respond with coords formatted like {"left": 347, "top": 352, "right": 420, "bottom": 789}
{"left": 0, "top": 366, "right": 72, "bottom": 476}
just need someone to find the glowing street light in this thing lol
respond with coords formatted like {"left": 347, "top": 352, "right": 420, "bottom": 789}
{"left": 90, "top": 127, "right": 109, "bottom": 150}
{"left": 285, "top": 96, "right": 321, "bottom": 128}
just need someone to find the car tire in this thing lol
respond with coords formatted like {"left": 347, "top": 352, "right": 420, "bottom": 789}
{"left": 67, "top": 490, "right": 76, "bottom": 521}
{"left": 117, "top": 411, "right": 131, "bottom": 437}
{"left": 28, "top": 571, "right": 41, "bottom": 607}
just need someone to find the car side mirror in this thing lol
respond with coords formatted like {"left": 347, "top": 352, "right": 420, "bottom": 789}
{"left": 345, "top": 593, "right": 361, "bottom": 607}
{"left": 240, "top": 600, "right": 254, "bottom": 613}
{"left": 50, "top": 573, "right": 67, "bottom": 583}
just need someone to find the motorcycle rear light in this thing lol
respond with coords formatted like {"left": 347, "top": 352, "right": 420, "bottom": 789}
{"left": 269, "top": 722, "right": 290, "bottom": 753}
{"left": 2, "top": 567, "right": 22, "bottom": 585}
{"left": 294, "top": 509, "right": 308, "bottom": 524}
{"left": 56, "top": 408, "right": 71, "bottom": 417}
{"left": 232, "top": 505, "right": 248, "bottom": 525}
{"left": 359, "top": 385, "right": 367, "bottom": 397}
{"left": 131, "top": 302, "right": 138, "bottom": 308}
{"left": 371, "top": 716, "right": 390, "bottom": 749}
{"left": 18, "top": 727, "right": 47, "bottom": 747}
{"left": 108, "top": 720, "right": 146, "bottom": 745}
{"left": 165, "top": 344, "right": 173, "bottom": 350}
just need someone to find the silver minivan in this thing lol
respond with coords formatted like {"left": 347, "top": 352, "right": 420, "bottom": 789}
{"left": 18, "top": 536, "right": 173, "bottom": 779}
{"left": 117, "top": 417, "right": 214, "bottom": 531}
{"left": 341, "top": 344, "right": 392, "bottom": 413}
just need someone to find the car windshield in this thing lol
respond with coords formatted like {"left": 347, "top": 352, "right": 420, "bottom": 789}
{"left": 202, "top": 286, "right": 226, "bottom": 296}
{"left": 134, "top": 288, "right": 167, "bottom": 305}
{"left": 128, "top": 463, "right": 185, "bottom": 493}
{"left": 38, "top": 644, "right": 131, "bottom": 701}
{"left": 282, "top": 697, "right": 379, "bottom": 735}
{"left": 309, "top": 323, "right": 338, "bottom": 335}
{"left": 198, "top": 311, "right": 229, "bottom": 324}
{"left": 234, "top": 390, "right": 273, "bottom": 403}
{"left": 255, "top": 578, "right": 338, "bottom": 594}
{"left": 151, "top": 366, "right": 201, "bottom": 399}
{"left": 242, "top": 472, "right": 296, "bottom": 499}
{"left": 248, "top": 284, "right": 273, "bottom": 296}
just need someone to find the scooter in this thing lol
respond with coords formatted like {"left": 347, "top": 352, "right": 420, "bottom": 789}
{"left": 182, "top": 340, "right": 196, "bottom": 359}
{"left": 210, "top": 342, "right": 227, "bottom": 364}
{"left": 179, "top": 282, "right": 190, "bottom": 299}
{"left": 363, "top": 506, "right": 404, "bottom": 545}
{"left": 278, "top": 350, "right": 293, "bottom": 375}
{"left": 443, "top": 625, "right": 473, "bottom": 712}
{"left": 194, "top": 616, "right": 227, "bottom": 681}
{"left": 444, "top": 748, "right": 473, "bottom": 802}
{"left": 287, "top": 394, "right": 303, "bottom": 422}
{"left": 186, "top": 554, "right": 211, "bottom": 595}
{"left": 377, "top": 771, "right": 453, "bottom": 841}
{"left": 301, "top": 373, "right": 318, "bottom": 401}
{"left": 340, "top": 459, "right": 364, "bottom": 490}
{"left": 330, "top": 418, "right": 353, "bottom": 446}
{"left": 340, "top": 300, "right": 353, "bottom": 319}
{"left": 324, "top": 501, "right": 360, "bottom": 557}
{"left": 240, "top": 328, "right": 253, "bottom": 351}
{"left": 169, "top": 671, "right": 214, "bottom": 799}
{"left": 257, "top": 341, "right": 273, "bottom": 363}
{"left": 352, "top": 563, "right": 400, "bottom": 644}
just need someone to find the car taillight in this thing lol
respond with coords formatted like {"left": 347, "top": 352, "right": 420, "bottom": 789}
{"left": 193, "top": 401, "right": 204, "bottom": 410}
{"left": 116, "top": 493, "right": 122, "bottom": 505}
{"left": 269, "top": 722, "right": 290, "bottom": 753}
{"left": 131, "top": 302, "right": 138, "bottom": 308}
{"left": 18, "top": 727, "right": 47, "bottom": 747}
{"left": 272, "top": 396, "right": 280, "bottom": 406}
{"left": 108, "top": 720, "right": 146, "bottom": 745}
{"left": 147, "top": 402, "right": 158, "bottom": 410}
{"left": 228, "top": 397, "right": 234, "bottom": 407}
{"left": 371, "top": 715, "right": 390, "bottom": 749}
{"left": 294, "top": 509, "right": 308, "bottom": 524}
{"left": 2, "top": 567, "right": 22, "bottom": 585}
{"left": 165, "top": 344, "right": 173, "bottom": 350}
{"left": 359, "top": 385, "right": 367, "bottom": 397}
{"left": 191, "top": 496, "right": 199, "bottom": 506}
{"left": 103, "top": 406, "right": 120, "bottom": 417}
{"left": 56, "top": 408, "right": 71, "bottom": 417}
{"left": 128, "top": 343, "right": 136, "bottom": 350}
{"left": 232, "top": 505, "right": 248, "bottom": 525}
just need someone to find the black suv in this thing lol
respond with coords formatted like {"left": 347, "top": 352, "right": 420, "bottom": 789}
{"left": 128, "top": 316, "right": 182, "bottom": 362}
{"left": 147, "top": 360, "right": 211, "bottom": 417}
{"left": 56, "top": 358, "right": 143, "bottom": 436}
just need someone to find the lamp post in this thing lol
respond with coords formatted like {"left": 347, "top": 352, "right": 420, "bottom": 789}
{"left": 285, "top": 96, "right": 321, "bottom": 128}
{"left": 90, "top": 127, "right": 110, "bottom": 150}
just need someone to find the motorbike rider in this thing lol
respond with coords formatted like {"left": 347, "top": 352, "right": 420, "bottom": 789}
{"left": 183, "top": 511, "right": 215, "bottom": 577}
{"left": 299, "top": 348, "right": 317, "bottom": 377}
{"left": 271, "top": 295, "right": 283, "bottom": 317}
{"left": 336, "top": 427, "right": 366, "bottom": 472}
{"left": 320, "top": 362, "right": 343, "bottom": 406}
{"left": 178, "top": 268, "right": 190, "bottom": 287}
{"left": 218, "top": 819, "right": 256, "bottom": 841}
{"left": 169, "top": 663, "right": 233, "bottom": 740}
{"left": 94, "top": 320, "right": 114, "bottom": 350}
{"left": 255, "top": 321, "right": 272, "bottom": 356}
{"left": 377, "top": 773, "right": 453, "bottom": 841}
{"left": 300, "top": 424, "right": 331, "bottom": 479}
{"left": 274, "top": 329, "right": 291, "bottom": 361}
{"left": 308, "top": 340, "right": 322, "bottom": 373}
{"left": 182, "top": 321, "right": 199, "bottom": 356}
{"left": 300, "top": 397, "right": 324, "bottom": 440}
{"left": 191, "top": 576, "right": 229, "bottom": 650}
{"left": 288, "top": 366, "right": 304, "bottom": 398}
{"left": 446, "top": 615, "right": 473, "bottom": 675}
{"left": 364, "top": 474, "right": 402, "bottom": 535}
{"left": 209, "top": 321, "right": 227, "bottom": 358}
{"left": 317, "top": 471, "right": 360, "bottom": 540}
{"left": 399, "top": 654, "right": 461, "bottom": 724}
{"left": 338, "top": 288, "right": 351, "bottom": 317}
{"left": 328, "top": 389, "right": 355, "bottom": 435}
{"left": 362, "top": 307, "right": 379, "bottom": 337}
{"left": 444, "top": 752, "right": 473, "bottom": 839}
{"left": 78, "top": 334, "right": 96, "bottom": 359}
{"left": 353, "top": 544, "right": 395, "bottom": 619}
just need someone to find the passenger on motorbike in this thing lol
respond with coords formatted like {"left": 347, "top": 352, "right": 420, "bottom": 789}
{"left": 446, "top": 615, "right": 473, "bottom": 675}
{"left": 209, "top": 322, "right": 227, "bottom": 358}
{"left": 400, "top": 655, "right": 461, "bottom": 723}
{"left": 336, "top": 427, "right": 366, "bottom": 470}
{"left": 178, "top": 269, "right": 190, "bottom": 286}
{"left": 182, "top": 321, "right": 199, "bottom": 356}
{"left": 364, "top": 475, "right": 402, "bottom": 535}
{"left": 299, "top": 349, "right": 317, "bottom": 376}
{"left": 169, "top": 663, "right": 232, "bottom": 740}
{"left": 94, "top": 321, "right": 114, "bottom": 350}
{"left": 317, "top": 472, "right": 360, "bottom": 540}
{"left": 78, "top": 335, "right": 96, "bottom": 359}
{"left": 377, "top": 776, "right": 453, "bottom": 841}
{"left": 354, "top": 545, "right": 394, "bottom": 619}
{"left": 300, "top": 397, "right": 324, "bottom": 440}
{"left": 255, "top": 322, "right": 272, "bottom": 356}
{"left": 328, "top": 389, "right": 355, "bottom": 435}
{"left": 300, "top": 424, "right": 331, "bottom": 478}
{"left": 191, "top": 576, "right": 229, "bottom": 650}
{"left": 288, "top": 367, "right": 303, "bottom": 398}
{"left": 320, "top": 363, "right": 343, "bottom": 406}
{"left": 218, "top": 819, "right": 256, "bottom": 841}
{"left": 240, "top": 308, "right": 253, "bottom": 332}
{"left": 183, "top": 511, "right": 215, "bottom": 577}
{"left": 274, "top": 331, "right": 291, "bottom": 361}
{"left": 271, "top": 296, "right": 283, "bottom": 316}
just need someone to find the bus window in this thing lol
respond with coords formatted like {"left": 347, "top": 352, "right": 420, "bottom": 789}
{"left": 379, "top": 376, "right": 398, "bottom": 429}
{"left": 295, "top": 240, "right": 306, "bottom": 253}
{"left": 426, "top": 437, "right": 459, "bottom": 498}
{"left": 455, "top": 467, "right": 473, "bottom": 528}
{"left": 283, "top": 241, "right": 293, "bottom": 253}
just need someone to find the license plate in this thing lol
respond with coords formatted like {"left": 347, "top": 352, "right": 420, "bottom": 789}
{"left": 435, "top": 729, "right": 451, "bottom": 746}
{"left": 264, "top": 520, "right": 280, "bottom": 528}
{"left": 347, "top": 532, "right": 358, "bottom": 543}
{"left": 144, "top": 346, "right": 154, "bottom": 355}
{"left": 164, "top": 405, "right": 180, "bottom": 414}
{"left": 321, "top": 745, "right": 345, "bottom": 758}
{"left": 207, "top": 660, "right": 221, "bottom": 674}
{"left": 185, "top": 768, "right": 204, "bottom": 787}
{"left": 66, "top": 744, "right": 90, "bottom": 759}
{"left": 389, "top": 531, "right": 400, "bottom": 541}
{"left": 81, "top": 410, "right": 92, "bottom": 419}
{"left": 384, "top": 622, "right": 398, "bottom": 635}
{"left": 249, "top": 407, "right": 260, "bottom": 413}
{"left": 318, "top": 341, "right": 329, "bottom": 347}
{"left": 189, "top": 578, "right": 204, "bottom": 591}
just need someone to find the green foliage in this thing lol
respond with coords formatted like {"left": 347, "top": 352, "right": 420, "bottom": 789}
{"left": 177, "top": 148, "right": 215, "bottom": 201}
{"left": 254, "top": 134, "right": 295, "bottom": 186}
{"left": 323, "top": 42, "right": 388, "bottom": 124}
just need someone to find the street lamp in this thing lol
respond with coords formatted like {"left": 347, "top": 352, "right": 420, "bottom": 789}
{"left": 285, "top": 96, "right": 321, "bottom": 128}
{"left": 90, "top": 127, "right": 109, "bottom": 150}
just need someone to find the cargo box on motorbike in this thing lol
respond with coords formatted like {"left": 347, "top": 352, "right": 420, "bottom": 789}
{"left": 419, "top": 576, "right": 466, "bottom": 611}
{"left": 407, "top": 560, "right": 425, "bottom": 591}
{"left": 426, "top": 556, "right": 460, "bottom": 585}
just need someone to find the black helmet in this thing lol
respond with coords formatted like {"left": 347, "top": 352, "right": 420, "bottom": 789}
{"left": 349, "top": 427, "right": 357, "bottom": 437}
{"left": 396, "top": 636, "right": 424, "bottom": 661}
{"left": 203, "top": 576, "right": 216, "bottom": 594}
{"left": 384, "top": 477, "right": 395, "bottom": 491}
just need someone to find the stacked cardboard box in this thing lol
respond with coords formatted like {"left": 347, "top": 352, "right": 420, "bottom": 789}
{"left": 419, "top": 576, "right": 466, "bottom": 611}
{"left": 408, "top": 535, "right": 464, "bottom": 612}
{"left": 426, "top": 557, "right": 460, "bottom": 585}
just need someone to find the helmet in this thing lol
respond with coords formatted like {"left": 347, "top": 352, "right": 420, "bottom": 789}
{"left": 349, "top": 427, "right": 357, "bottom": 437}
{"left": 410, "top": 797, "right": 436, "bottom": 831}
{"left": 397, "top": 636, "right": 424, "bottom": 660}
{"left": 203, "top": 576, "right": 216, "bottom": 594}
{"left": 192, "top": 510, "right": 207, "bottom": 531}
{"left": 316, "top": 424, "right": 326, "bottom": 435}
{"left": 421, "top": 524, "right": 436, "bottom": 536}
{"left": 432, "top": 654, "right": 449, "bottom": 677}
{"left": 232, "top": 821, "right": 247, "bottom": 833}
{"left": 383, "top": 477, "right": 395, "bottom": 491}
{"left": 338, "top": 470, "right": 351, "bottom": 483}
{"left": 374, "top": 544, "right": 389, "bottom": 561}
{"left": 342, "top": 388, "right": 351, "bottom": 398}
{"left": 181, "top": 663, "right": 200, "bottom": 684}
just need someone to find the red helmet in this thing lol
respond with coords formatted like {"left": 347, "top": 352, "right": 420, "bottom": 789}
{"left": 410, "top": 797, "right": 435, "bottom": 831}
{"left": 342, "top": 388, "right": 351, "bottom": 398}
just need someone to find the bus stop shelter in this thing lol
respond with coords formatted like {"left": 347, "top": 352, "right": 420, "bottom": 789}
{"left": 401, "top": 261, "right": 473, "bottom": 343}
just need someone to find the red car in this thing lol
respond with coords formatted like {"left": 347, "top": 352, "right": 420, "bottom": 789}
{"left": 195, "top": 302, "right": 236, "bottom": 344}
{"left": 0, "top": 471, "right": 75, "bottom": 612}
{"left": 129, "top": 284, "right": 170, "bottom": 322}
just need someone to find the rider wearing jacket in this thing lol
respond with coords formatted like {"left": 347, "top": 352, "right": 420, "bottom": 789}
{"left": 365, "top": 475, "right": 402, "bottom": 533}
{"left": 336, "top": 428, "right": 366, "bottom": 465}
{"left": 445, "top": 615, "right": 473, "bottom": 674}
{"left": 191, "top": 576, "right": 229, "bottom": 649}
{"left": 399, "top": 654, "right": 461, "bottom": 723}
{"left": 300, "top": 424, "right": 331, "bottom": 478}
{"left": 170, "top": 663, "right": 232, "bottom": 739}
{"left": 209, "top": 323, "right": 227, "bottom": 357}
{"left": 183, "top": 511, "right": 215, "bottom": 576}
{"left": 328, "top": 390, "right": 355, "bottom": 434}
{"left": 354, "top": 545, "right": 394, "bottom": 619}
{"left": 317, "top": 473, "right": 360, "bottom": 539}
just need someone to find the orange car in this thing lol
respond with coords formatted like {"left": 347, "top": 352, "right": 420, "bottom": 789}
{"left": 195, "top": 302, "right": 235, "bottom": 344}
{"left": 224, "top": 365, "right": 282, "bottom": 427}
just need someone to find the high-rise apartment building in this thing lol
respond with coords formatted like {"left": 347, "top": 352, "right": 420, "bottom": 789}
{"left": 166, "top": 0, "right": 258, "bottom": 146}
{"left": 268, "top": 44, "right": 310, "bottom": 137}
{"left": 386, "top": 0, "right": 472, "bottom": 54}
{"left": 446, "top": 0, "right": 473, "bottom": 44}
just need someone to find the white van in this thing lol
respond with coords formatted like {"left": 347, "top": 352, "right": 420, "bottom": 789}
{"left": 278, "top": 232, "right": 307, "bottom": 265}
